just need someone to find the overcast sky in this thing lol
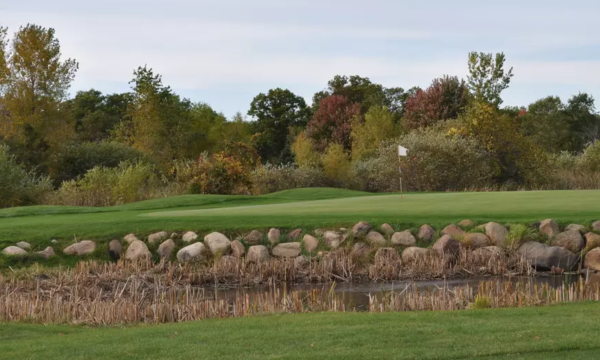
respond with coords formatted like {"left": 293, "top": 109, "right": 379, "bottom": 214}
{"left": 2, "top": 0, "right": 600, "bottom": 118}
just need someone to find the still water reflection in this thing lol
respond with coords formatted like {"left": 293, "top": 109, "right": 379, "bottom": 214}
{"left": 204, "top": 275, "right": 583, "bottom": 310}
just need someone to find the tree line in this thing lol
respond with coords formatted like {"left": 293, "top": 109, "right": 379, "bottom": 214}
{"left": 1, "top": 24, "right": 599, "bottom": 208}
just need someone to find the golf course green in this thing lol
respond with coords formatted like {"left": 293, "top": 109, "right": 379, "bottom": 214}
{"left": 1, "top": 188, "right": 600, "bottom": 247}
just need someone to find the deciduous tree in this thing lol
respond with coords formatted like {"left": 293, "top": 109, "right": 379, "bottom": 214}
{"left": 305, "top": 95, "right": 361, "bottom": 151}
{"left": 0, "top": 24, "right": 78, "bottom": 171}
{"left": 403, "top": 76, "right": 469, "bottom": 130}
{"left": 248, "top": 88, "right": 310, "bottom": 164}
{"left": 351, "top": 106, "right": 395, "bottom": 160}
{"left": 467, "top": 52, "right": 513, "bottom": 107}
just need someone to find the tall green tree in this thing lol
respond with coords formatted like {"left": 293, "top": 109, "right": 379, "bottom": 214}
{"left": 66, "top": 89, "right": 131, "bottom": 142}
{"left": 248, "top": 88, "right": 310, "bottom": 163}
{"left": 565, "top": 93, "right": 599, "bottom": 150}
{"left": 125, "top": 66, "right": 192, "bottom": 167}
{"left": 0, "top": 24, "right": 78, "bottom": 171}
{"left": 467, "top": 52, "right": 513, "bottom": 107}
{"left": 518, "top": 96, "right": 571, "bottom": 153}
{"left": 519, "top": 93, "right": 599, "bottom": 154}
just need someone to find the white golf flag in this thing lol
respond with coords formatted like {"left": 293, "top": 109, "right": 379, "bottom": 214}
{"left": 398, "top": 145, "right": 408, "bottom": 157}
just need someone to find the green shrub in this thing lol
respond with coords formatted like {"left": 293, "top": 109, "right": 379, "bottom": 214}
{"left": 349, "top": 146, "right": 400, "bottom": 192}
{"left": 50, "top": 141, "right": 148, "bottom": 185}
{"left": 580, "top": 141, "right": 600, "bottom": 172}
{"left": 0, "top": 144, "right": 53, "bottom": 208}
{"left": 172, "top": 143, "right": 260, "bottom": 195}
{"left": 251, "top": 163, "right": 330, "bottom": 194}
{"left": 504, "top": 224, "right": 528, "bottom": 249}
{"left": 48, "top": 161, "right": 159, "bottom": 206}
{"left": 395, "top": 127, "right": 495, "bottom": 191}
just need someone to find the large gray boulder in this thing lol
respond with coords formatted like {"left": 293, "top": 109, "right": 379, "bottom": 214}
{"left": 247, "top": 245, "right": 270, "bottom": 263}
{"left": 381, "top": 223, "right": 395, "bottom": 236}
{"left": 177, "top": 242, "right": 206, "bottom": 263}
{"left": 472, "top": 246, "right": 505, "bottom": 262}
{"left": 182, "top": 231, "right": 198, "bottom": 243}
{"left": 288, "top": 229, "right": 302, "bottom": 240}
{"left": 108, "top": 240, "right": 122, "bottom": 260}
{"left": 585, "top": 248, "right": 600, "bottom": 271}
{"left": 539, "top": 219, "right": 560, "bottom": 239}
{"left": 267, "top": 228, "right": 281, "bottom": 245}
{"left": 592, "top": 221, "right": 600, "bottom": 232}
{"left": 401, "top": 247, "right": 432, "bottom": 263}
{"left": 2, "top": 246, "right": 27, "bottom": 256}
{"left": 272, "top": 242, "right": 301, "bottom": 258}
{"left": 324, "top": 231, "right": 345, "bottom": 249}
{"left": 391, "top": 231, "right": 416, "bottom": 247}
{"left": 157, "top": 239, "right": 175, "bottom": 259}
{"left": 552, "top": 230, "right": 585, "bottom": 253}
{"left": 204, "top": 232, "right": 232, "bottom": 254}
{"left": 366, "top": 231, "right": 386, "bottom": 246}
{"left": 352, "top": 221, "right": 372, "bottom": 237}
{"left": 231, "top": 240, "right": 246, "bottom": 258}
{"left": 432, "top": 235, "right": 460, "bottom": 257}
{"left": 64, "top": 240, "right": 96, "bottom": 256}
{"left": 565, "top": 224, "right": 588, "bottom": 234}
{"left": 125, "top": 240, "right": 151, "bottom": 261}
{"left": 243, "top": 230, "right": 263, "bottom": 245}
{"left": 303, "top": 235, "right": 319, "bottom": 253}
{"left": 16, "top": 241, "right": 31, "bottom": 250}
{"left": 418, "top": 224, "right": 435, "bottom": 242}
{"left": 123, "top": 233, "right": 139, "bottom": 244}
{"left": 517, "top": 242, "right": 579, "bottom": 270}
{"left": 585, "top": 233, "right": 600, "bottom": 251}
{"left": 148, "top": 231, "right": 169, "bottom": 245}
{"left": 463, "top": 233, "right": 491, "bottom": 249}
{"left": 441, "top": 224, "right": 464, "bottom": 238}
{"left": 458, "top": 219, "right": 474, "bottom": 228}
{"left": 485, "top": 223, "right": 508, "bottom": 246}
{"left": 37, "top": 246, "right": 55, "bottom": 259}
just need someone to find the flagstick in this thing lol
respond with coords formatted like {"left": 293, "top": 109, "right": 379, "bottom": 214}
{"left": 399, "top": 163, "right": 403, "bottom": 201}
{"left": 398, "top": 145, "right": 408, "bottom": 202}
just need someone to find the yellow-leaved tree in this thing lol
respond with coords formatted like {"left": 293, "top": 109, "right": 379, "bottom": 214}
{"left": 321, "top": 143, "right": 351, "bottom": 182}
{"left": 351, "top": 106, "right": 396, "bottom": 160}
{"left": 0, "top": 24, "right": 78, "bottom": 171}
{"left": 291, "top": 131, "right": 320, "bottom": 169}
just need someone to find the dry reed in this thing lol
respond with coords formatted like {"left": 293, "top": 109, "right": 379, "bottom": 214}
{"left": 0, "top": 249, "right": 565, "bottom": 325}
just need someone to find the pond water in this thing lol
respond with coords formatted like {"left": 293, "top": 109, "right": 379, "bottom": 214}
{"left": 203, "top": 275, "right": 585, "bottom": 310}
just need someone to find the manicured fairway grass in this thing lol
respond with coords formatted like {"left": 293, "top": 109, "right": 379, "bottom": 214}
{"left": 1, "top": 188, "right": 600, "bottom": 248}
{"left": 2, "top": 302, "right": 600, "bottom": 359}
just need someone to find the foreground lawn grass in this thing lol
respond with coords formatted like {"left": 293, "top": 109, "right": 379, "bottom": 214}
{"left": 1, "top": 189, "right": 600, "bottom": 249}
{"left": 2, "top": 302, "right": 600, "bottom": 359}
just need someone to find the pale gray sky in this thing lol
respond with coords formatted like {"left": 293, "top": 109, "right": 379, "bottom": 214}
{"left": 2, "top": 0, "right": 600, "bottom": 117}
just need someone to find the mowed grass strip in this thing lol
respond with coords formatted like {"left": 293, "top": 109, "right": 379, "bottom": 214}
{"left": 1, "top": 189, "right": 599, "bottom": 247}
{"left": 2, "top": 303, "right": 600, "bottom": 360}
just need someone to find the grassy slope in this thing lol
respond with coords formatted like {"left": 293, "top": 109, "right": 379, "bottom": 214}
{"left": 2, "top": 303, "right": 600, "bottom": 359}
{"left": 1, "top": 188, "right": 600, "bottom": 249}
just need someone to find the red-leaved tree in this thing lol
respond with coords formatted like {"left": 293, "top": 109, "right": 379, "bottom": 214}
{"left": 305, "top": 95, "right": 361, "bottom": 151}
{"left": 403, "top": 76, "right": 469, "bottom": 130}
